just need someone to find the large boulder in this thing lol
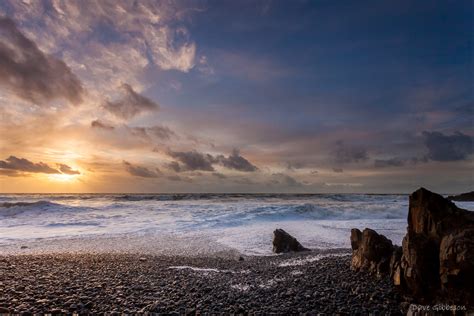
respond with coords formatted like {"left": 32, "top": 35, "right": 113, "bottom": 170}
{"left": 272, "top": 229, "right": 309, "bottom": 253}
{"left": 349, "top": 188, "right": 474, "bottom": 306}
{"left": 439, "top": 227, "right": 474, "bottom": 304}
{"left": 407, "top": 188, "right": 473, "bottom": 238}
{"left": 350, "top": 228, "right": 395, "bottom": 277}
{"left": 400, "top": 231, "right": 440, "bottom": 301}
{"left": 399, "top": 188, "right": 474, "bottom": 304}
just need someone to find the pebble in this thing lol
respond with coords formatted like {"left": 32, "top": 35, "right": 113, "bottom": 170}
{"left": 0, "top": 252, "right": 404, "bottom": 314}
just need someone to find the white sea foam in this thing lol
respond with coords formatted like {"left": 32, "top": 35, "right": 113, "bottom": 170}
{"left": 277, "top": 253, "right": 350, "bottom": 267}
{"left": 1, "top": 193, "right": 471, "bottom": 256}
{"left": 168, "top": 266, "right": 232, "bottom": 273}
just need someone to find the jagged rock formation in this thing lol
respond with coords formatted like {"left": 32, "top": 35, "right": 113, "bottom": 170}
{"left": 350, "top": 188, "right": 474, "bottom": 305}
{"left": 447, "top": 191, "right": 474, "bottom": 202}
{"left": 350, "top": 228, "right": 394, "bottom": 277}
{"left": 272, "top": 229, "right": 309, "bottom": 253}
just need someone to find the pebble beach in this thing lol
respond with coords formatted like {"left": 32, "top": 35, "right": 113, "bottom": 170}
{"left": 0, "top": 251, "right": 403, "bottom": 314}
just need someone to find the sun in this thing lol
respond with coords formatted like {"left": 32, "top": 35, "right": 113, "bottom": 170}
{"left": 47, "top": 173, "right": 80, "bottom": 182}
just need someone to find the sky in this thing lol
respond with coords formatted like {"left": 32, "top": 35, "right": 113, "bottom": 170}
{"left": 0, "top": 0, "right": 472, "bottom": 193}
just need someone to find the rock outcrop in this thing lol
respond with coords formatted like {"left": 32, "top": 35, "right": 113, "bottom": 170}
{"left": 272, "top": 229, "right": 309, "bottom": 253}
{"left": 400, "top": 188, "right": 474, "bottom": 303}
{"left": 350, "top": 228, "right": 395, "bottom": 277}
{"left": 350, "top": 188, "right": 474, "bottom": 305}
{"left": 447, "top": 191, "right": 474, "bottom": 202}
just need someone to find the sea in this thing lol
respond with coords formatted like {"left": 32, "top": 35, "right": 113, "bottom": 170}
{"left": 1, "top": 194, "right": 473, "bottom": 256}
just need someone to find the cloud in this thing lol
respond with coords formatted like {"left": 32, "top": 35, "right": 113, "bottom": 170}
{"left": 166, "top": 149, "right": 258, "bottom": 173}
{"left": 286, "top": 162, "right": 305, "bottom": 171}
{"left": 166, "top": 161, "right": 182, "bottom": 172}
{"left": 128, "top": 125, "right": 175, "bottom": 140}
{"left": 374, "top": 156, "right": 430, "bottom": 168}
{"left": 271, "top": 173, "right": 303, "bottom": 187}
{"left": 216, "top": 149, "right": 258, "bottom": 172}
{"left": 167, "top": 150, "right": 216, "bottom": 171}
{"left": 324, "top": 182, "right": 363, "bottom": 187}
{"left": 333, "top": 141, "right": 369, "bottom": 164}
{"left": 1, "top": 1, "right": 198, "bottom": 76}
{"left": 91, "top": 120, "right": 115, "bottom": 130}
{"left": 103, "top": 84, "right": 159, "bottom": 119}
{"left": 0, "top": 169, "right": 23, "bottom": 177}
{"left": 0, "top": 17, "right": 83, "bottom": 105}
{"left": 332, "top": 168, "right": 344, "bottom": 173}
{"left": 422, "top": 131, "right": 473, "bottom": 161}
{"left": 167, "top": 175, "right": 182, "bottom": 181}
{"left": 0, "top": 156, "right": 59, "bottom": 174}
{"left": 123, "top": 161, "right": 161, "bottom": 178}
{"left": 57, "top": 164, "right": 80, "bottom": 175}
{"left": 146, "top": 126, "right": 176, "bottom": 140}
{"left": 374, "top": 158, "right": 405, "bottom": 168}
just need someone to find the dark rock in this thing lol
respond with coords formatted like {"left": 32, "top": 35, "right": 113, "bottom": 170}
{"left": 351, "top": 187, "right": 474, "bottom": 306}
{"left": 272, "top": 229, "right": 309, "bottom": 253}
{"left": 407, "top": 188, "right": 474, "bottom": 238}
{"left": 400, "top": 231, "right": 440, "bottom": 301}
{"left": 439, "top": 227, "right": 474, "bottom": 304}
{"left": 389, "top": 246, "right": 402, "bottom": 287}
{"left": 350, "top": 228, "right": 394, "bottom": 277}
{"left": 447, "top": 191, "right": 474, "bottom": 202}
{"left": 399, "top": 188, "right": 474, "bottom": 304}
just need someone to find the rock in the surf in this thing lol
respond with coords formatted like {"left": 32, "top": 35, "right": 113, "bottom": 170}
{"left": 272, "top": 229, "right": 309, "bottom": 253}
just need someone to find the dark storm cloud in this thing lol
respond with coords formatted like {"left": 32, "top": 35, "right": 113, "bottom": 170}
{"left": 91, "top": 119, "right": 115, "bottom": 130}
{"left": 0, "top": 156, "right": 60, "bottom": 174}
{"left": 123, "top": 161, "right": 161, "bottom": 178}
{"left": 0, "top": 17, "right": 83, "bottom": 105}
{"left": 216, "top": 149, "right": 258, "bottom": 172}
{"left": 103, "top": 84, "right": 159, "bottom": 119}
{"left": 58, "top": 164, "right": 80, "bottom": 175}
{"left": 333, "top": 142, "right": 369, "bottom": 164}
{"left": 167, "top": 150, "right": 216, "bottom": 172}
{"left": 422, "top": 131, "right": 473, "bottom": 162}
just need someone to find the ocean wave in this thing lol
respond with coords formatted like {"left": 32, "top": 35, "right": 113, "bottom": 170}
{"left": 0, "top": 200, "right": 60, "bottom": 209}
{"left": 231, "top": 203, "right": 407, "bottom": 223}
{"left": 0, "top": 200, "right": 84, "bottom": 217}
{"left": 46, "top": 221, "right": 102, "bottom": 227}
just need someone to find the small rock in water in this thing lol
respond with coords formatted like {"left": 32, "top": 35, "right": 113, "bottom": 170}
{"left": 272, "top": 228, "right": 309, "bottom": 253}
